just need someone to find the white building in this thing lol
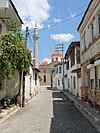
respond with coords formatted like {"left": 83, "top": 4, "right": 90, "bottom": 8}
{"left": 51, "top": 51, "right": 62, "bottom": 62}
{"left": 25, "top": 61, "right": 40, "bottom": 104}
{"left": 52, "top": 62, "right": 63, "bottom": 90}
{"left": 78, "top": 0, "right": 100, "bottom": 107}
{"left": 24, "top": 24, "right": 40, "bottom": 104}
{"left": 64, "top": 41, "right": 81, "bottom": 97}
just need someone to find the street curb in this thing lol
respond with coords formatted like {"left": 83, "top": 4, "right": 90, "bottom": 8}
{"left": 0, "top": 92, "right": 40, "bottom": 124}
{"left": 0, "top": 105, "right": 20, "bottom": 124}
{"left": 61, "top": 91, "right": 100, "bottom": 129}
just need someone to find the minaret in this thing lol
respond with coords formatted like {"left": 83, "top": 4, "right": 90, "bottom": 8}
{"left": 33, "top": 24, "right": 39, "bottom": 68}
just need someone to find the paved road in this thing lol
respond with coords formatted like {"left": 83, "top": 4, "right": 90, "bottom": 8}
{"left": 0, "top": 88, "right": 99, "bottom": 133}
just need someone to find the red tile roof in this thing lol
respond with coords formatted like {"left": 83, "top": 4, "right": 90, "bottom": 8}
{"left": 51, "top": 51, "right": 62, "bottom": 57}
{"left": 41, "top": 61, "right": 48, "bottom": 65}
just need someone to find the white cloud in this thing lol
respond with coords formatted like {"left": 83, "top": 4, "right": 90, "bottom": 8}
{"left": 42, "top": 58, "right": 51, "bottom": 64}
{"left": 68, "top": 10, "right": 76, "bottom": 18}
{"left": 51, "top": 33, "right": 74, "bottom": 42}
{"left": 53, "top": 18, "right": 61, "bottom": 23}
{"left": 12, "top": 0, "right": 50, "bottom": 30}
{"left": 47, "top": 24, "right": 51, "bottom": 29}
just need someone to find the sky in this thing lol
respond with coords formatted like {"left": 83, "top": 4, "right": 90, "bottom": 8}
{"left": 12, "top": 0, "right": 90, "bottom": 63}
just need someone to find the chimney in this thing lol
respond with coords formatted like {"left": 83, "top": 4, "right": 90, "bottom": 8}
{"left": 33, "top": 24, "right": 39, "bottom": 68}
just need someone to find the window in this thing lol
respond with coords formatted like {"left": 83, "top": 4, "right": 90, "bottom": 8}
{"left": 83, "top": 32, "right": 86, "bottom": 50}
{"left": 62, "top": 78, "right": 63, "bottom": 84}
{"left": 99, "top": 79, "right": 100, "bottom": 90}
{"left": 56, "top": 57, "right": 58, "bottom": 61}
{"left": 91, "top": 79, "right": 94, "bottom": 89}
{"left": 56, "top": 67, "right": 58, "bottom": 74}
{"left": 35, "top": 73, "right": 37, "bottom": 86}
{"left": 59, "top": 66, "right": 61, "bottom": 73}
{"left": 91, "top": 23, "right": 94, "bottom": 39}
{"left": 68, "top": 78, "right": 70, "bottom": 88}
{"left": 71, "top": 49, "right": 75, "bottom": 67}
{"left": 58, "top": 79, "right": 60, "bottom": 86}
{"left": 71, "top": 76, "right": 72, "bottom": 88}
{"left": 66, "top": 61, "right": 69, "bottom": 70}
{"left": 98, "top": 14, "right": 100, "bottom": 34}
{"left": 73, "top": 76, "right": 76, "bottom": 89}
{"left": 52, "top": 58, "right": 54, "bottom": 62}
{"left": 44, "top": 75, "right": 46, "bottom": 82}
{"left": 76, "top": 50, "right": 80, "bottom": 64}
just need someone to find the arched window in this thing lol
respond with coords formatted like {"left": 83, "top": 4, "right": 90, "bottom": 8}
{"left": 44, "top": 75, "right": 46, "bottom": 82}
{"left": 56, "top": 57, "right": 58, "bottom": 61}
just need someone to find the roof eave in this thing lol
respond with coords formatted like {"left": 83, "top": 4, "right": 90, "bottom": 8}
{"left": 9, "top": 0, "right": 23, "bottom": 24}
{"left": 77, "top": 0, "right": 93, "bottom": 31}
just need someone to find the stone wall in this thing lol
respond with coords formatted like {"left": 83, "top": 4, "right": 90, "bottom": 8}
{"left": 6, "top": 70, "right": 19, "bottom": 98}
{"left": 0, "top": 70, "right": 20, "bottom": 100}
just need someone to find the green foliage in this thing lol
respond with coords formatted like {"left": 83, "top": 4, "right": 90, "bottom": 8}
{"left": 0, "top": 23, "right": 31, "bottom": 79}
{"left": 39, "top": 76, "right": 42, "bottom": 82}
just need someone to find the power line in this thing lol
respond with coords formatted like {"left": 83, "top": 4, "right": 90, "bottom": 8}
{"left": 23, "top": 0, "right": 45, "bottom": 61}
{"left": 38, "top": 4, "right": 86, "bottom": 32}
{"left": 28, "top": 33, "right": 33, "bottom": 51}
{"left": 59, "top": 4, "right": 86, "bottom": 19}
{"left": 21, "top": 1, "right": 86, "bottom": 34}
{"left": 39, "top": 12, "right": 84, "bottom": 32}
{"left": 23, "top": 0, "right": 34, "bottom": 30}
{"left": 54, "top": 0, "right": 59, "bottom": 33}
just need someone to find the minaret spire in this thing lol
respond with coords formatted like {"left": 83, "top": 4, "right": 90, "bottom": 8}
{"left": 33, "top": 23, "right": 39, "bottom": 68}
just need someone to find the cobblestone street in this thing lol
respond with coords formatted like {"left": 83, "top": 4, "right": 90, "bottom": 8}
{"left": 0, "top": 88, "right": 99, "bottom": 133}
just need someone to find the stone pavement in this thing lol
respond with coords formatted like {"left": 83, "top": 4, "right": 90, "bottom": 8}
{"left": 0, "top": 93, "right": 39, "bottom": 124}
{"left": 61, "top": 90, "right": 100, "bottom": 132}
{"left": 0, "top": 88, "right": 99, "bottom": 133}
{"left": 0, "top": 105, "right": 20, "bottom": 124}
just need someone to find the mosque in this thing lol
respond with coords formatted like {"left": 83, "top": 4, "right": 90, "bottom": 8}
{"left": 39, "top": 51, "right": 62, "bottom": 87}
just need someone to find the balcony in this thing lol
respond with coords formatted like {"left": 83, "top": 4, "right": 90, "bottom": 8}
{"left": 71, "top": 64, "right": 81, "bottom": 73}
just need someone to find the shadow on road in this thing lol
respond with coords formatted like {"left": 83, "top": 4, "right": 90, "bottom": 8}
{"left": 52, "top": 91, "right": 63, "bottom": 99}
{"left": 50, "top": 91, "right": 98, "bottom": 133}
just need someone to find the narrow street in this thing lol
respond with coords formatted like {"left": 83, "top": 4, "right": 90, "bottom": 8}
{"left": 0, "top": 88, "right": 99, "bottom": 133}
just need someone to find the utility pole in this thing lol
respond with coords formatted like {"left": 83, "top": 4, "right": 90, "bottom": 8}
{"left": 21, "top": 27, "right": 29, "bottom": 107}
{"left": 55, "top": 44, "right": 65, "bottom": 91}
{"left": 25, "top": 27, "right": 29, "bottom": 47}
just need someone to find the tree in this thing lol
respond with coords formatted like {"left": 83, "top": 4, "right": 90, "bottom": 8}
{"left": 0, "top": 23, "right": 31, "bottom": 79}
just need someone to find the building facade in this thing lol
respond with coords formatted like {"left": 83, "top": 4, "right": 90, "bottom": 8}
{"left": 78, "top": 0, "right": 100, "bottom": 107}
{"left": 64, "top": 41, "right": 81, "bottom": 96}
{"left": 39, "top": 51, "right": 62, "bottom": 87}
{"left": 25, "top": 60, "right": 40, "bottom": 104}
{"left": 52, "top": 62, "right": 63, "bottom": 90}
{"left": 24, "top": 24, "right": 40, "bottom": 104}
